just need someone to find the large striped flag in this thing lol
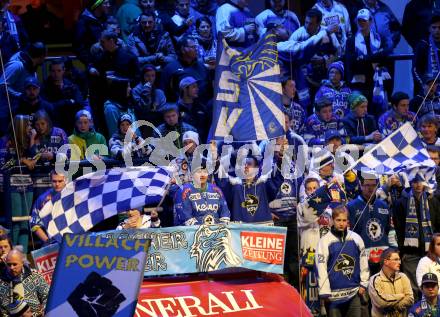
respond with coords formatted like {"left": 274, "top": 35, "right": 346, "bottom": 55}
{"left": 40, "top": 166, "right": 170, "bottom": 242}
{"left": 211, "top": 32, "right": 285, "bottom": 142}
{"left": 349, "top": 123, "right": 437, "bottom": 190}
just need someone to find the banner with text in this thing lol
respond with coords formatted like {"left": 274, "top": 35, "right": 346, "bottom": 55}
{"left": 31, "top": 243, "right": 60, "bottom": 285}
{"left": 45, "top": 233, "right": 150, "bottom": 317}
{"left": 135, "top": 273, "right": 312, "bottom": 317}
{"left": 100, "top": 224, "right": 287, "bottom": 276}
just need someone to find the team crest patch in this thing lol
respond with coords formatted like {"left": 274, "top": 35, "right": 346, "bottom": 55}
{"left": 334, "top": 254, "right": 355, "bottom": 279}
{"left": 241, "top": 194, "right": 259, "bottom": 216}
{"left": 280, "top": 182, "right": 291, "bottom": 195}
{"left": 408, "top": 224, "right": 418, "bottom": 237}
{"left": 366, "top": 218, "right": 384, "bottom": 242}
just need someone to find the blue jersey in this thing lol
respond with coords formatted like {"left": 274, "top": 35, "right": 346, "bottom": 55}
{"left": 316, "top": 228, "right": 369, "bottom": 306}
{"left": 30, "top": 188, "right": 54, "bottom": 231}
{"left": 217, "top": 176, "right": 273, "bottom": 223}
{"left": 266, "top": 165, "right": 302, "bottom": 220}
{"left": 347, "top": 196, "right": 392, "bottom": 264}
{"left": 409, "top": 296, "right": 440, "bottom": 317}
{"left": 174, "top": 183, "right": 230, "bottom": 226}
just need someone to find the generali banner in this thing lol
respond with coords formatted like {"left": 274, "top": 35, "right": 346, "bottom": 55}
{"left": 135, "top": 273, "right": 312, "bottom": 317}
{"left": 126, "top": 223, "right": 287, "bottom": 276}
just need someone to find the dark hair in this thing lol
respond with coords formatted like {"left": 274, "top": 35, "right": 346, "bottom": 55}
{"left": 141, "top": 64, "right": 157, "bottom": 102}
{"left": 50, "top": 169, "right": 66, "bottom": 179}
{"left": 33, "top": 110, "right": 53, "bottom": 136}
{"left": 431, "top": 10, "right": 440, "bottom": 25}
{"left": 315, "top": 97, "right": 332, "bottom": 112}
{"left": 49, "top": 58, "right": 65, "bottom": 69}
{"left": 139, "top": 10, "right": 155, "bottom": 21}
{"left": 0, "top": 234, "right": 12, "bottom": 249}
{"left": 176, "top": 35, "right": 194, "bottom": 55}
{"left": 380, "top": 247, "right": 399, "bottom": 267}
{"left": 306, "top": 8, "right": 323, "bottom": 24}
{"left": 427, "top": 233, "right": 440, "bottom": 261}
{"left": 107, "top": 77, "right": 130, "bottom": 104}
{"left": 281, "top": 76, "right": 293, "bottom": 87}
{"left": 419, "top": 115, "right": 439, "bottom": 130}
{"left": 390, "top": 92, "right": 409, "bottom": 107}
{"left": 427, "top": 145, "right": 440, "bottom": 155}
{"left": 196, "top": 16, "right": 212, "bottom": 29}
{"left": 305, "top": 177, "right": 319, "bottom": 188}
{"left": 101, "top": 30, "right": 118, "bottom": 41}
{"left": 26, "top": 42, "right": 47, "bottom": 58}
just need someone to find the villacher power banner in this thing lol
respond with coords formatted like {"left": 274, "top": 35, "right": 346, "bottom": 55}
{"left": 45, "top": 233, "right": 150, "bottom": 317}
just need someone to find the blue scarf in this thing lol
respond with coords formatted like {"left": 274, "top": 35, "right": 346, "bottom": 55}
{"left": 427, "top": 35, "right": 440, "bottom": 79}
{"left": 404, "top": 191, "right": 433, "bottom": 251}
{"left": 4, "top": 11, "right": 20, "bottom": 48}
{"left": 372, "top": 66, "right": 391, "bottom": 114}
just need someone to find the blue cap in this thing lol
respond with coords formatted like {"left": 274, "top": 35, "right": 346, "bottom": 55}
{"left": 24, "top": 77, "right": 40, "bottom": 88}
{"left": 159, "top": 103, "right": 179, "bottom": 114}
{"left": 325, "top": 129, "right": 342, "bottom": 143}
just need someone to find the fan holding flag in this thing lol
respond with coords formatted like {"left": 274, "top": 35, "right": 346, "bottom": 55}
{"left": 346, "top": 122, "right": 440, "bottom": 301}
{"left": 38, "top": 166, "right": 171, "bottom": 242}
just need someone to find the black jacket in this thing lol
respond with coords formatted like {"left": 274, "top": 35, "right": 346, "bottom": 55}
{"left": 392, "top": 189, "right": 440, "bottom": 256}
{"left": 342, "top": 112, "right": 378, "bottom": 144}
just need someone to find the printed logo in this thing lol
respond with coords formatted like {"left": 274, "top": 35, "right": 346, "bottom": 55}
{"left": 408, "top": 224, "right": 418, "bottom": 237}
{"left": 378, "top": 208, "right": 389, "bottom": 215}
{"left": 366, "top": 218, "right": 384, "bottom": 242}
{"left": 240, "top": 232, "right": 285, "bottom": 265}
{"left": 334, "top": 254, "right": 355, "bottom": 279}
{"left": 280, "top": 182, "right": 292, "bottom": 195}
{"left": 241, "top": 194, "right": 259, "bottom": 216}
{"left": 190, "top": 225, "right": 242, "bottom": 272}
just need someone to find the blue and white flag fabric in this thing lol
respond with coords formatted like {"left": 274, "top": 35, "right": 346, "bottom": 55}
{"left": 349, "top": 122, "right": 437, "bottom": 190}
{"left": 211, "top": 32, "right": 285, "bottom": 142}
{"left": 40, "top": 166, "right": 170, "bottom": 242}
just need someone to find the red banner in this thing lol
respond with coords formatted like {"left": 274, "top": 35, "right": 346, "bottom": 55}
{"left": 136, "top": 272, "right": 311, "bottom": 317}
{"left": 34, "top": 250, "right": 58, "bottom": 285}
{"left": 240, "top": 231, "right": 285, "bottom": 264}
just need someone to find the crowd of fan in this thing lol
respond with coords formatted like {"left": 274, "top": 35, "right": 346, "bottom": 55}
{"left": 2, "top": 0, "right": 440, "bottom": 316}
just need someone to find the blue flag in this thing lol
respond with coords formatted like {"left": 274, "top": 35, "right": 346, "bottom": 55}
{"left": 211, "top": 33, "right": 285, "bottom": 142}
{"left": 349, "top": 123, "right": 437, "bottom": 191}
{"left": 40, "top": 166, "right": 170, "bottom": 242}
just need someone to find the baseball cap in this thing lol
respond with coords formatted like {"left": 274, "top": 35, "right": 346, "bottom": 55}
{"left": 324, "top": 129, "right": 342, "bottom": 143}
{"left": 357, "top": 8, "right": 371, "bottom": 21}
{"left": 422, "top": 273, "right": 438, "bottom": 286}
{"left": 24, "top": 77, "right": 40, "bottom": 88}
{"left": 179, "top": 76, "right": 198, "bottom": 90}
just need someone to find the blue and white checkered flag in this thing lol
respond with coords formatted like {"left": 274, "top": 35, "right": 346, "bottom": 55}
{"left": 349, "top": 122, "right": 437, "bottom": 190}
{"left": 40, "top": 166, "right": 171, "bottom": 242}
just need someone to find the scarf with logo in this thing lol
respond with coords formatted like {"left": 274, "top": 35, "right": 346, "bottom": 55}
{"left": 404, "top": 190, "right": 433, "bottom": 251}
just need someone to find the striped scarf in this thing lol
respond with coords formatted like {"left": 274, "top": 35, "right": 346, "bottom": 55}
{"left": 428, "top": 35, "right": 440, "bottom": 79}
{"left": 404, "top": 191, "right": 433, "bottom": 251}
{"left": 372, "top": 66, "right": 391, "bottom": 113}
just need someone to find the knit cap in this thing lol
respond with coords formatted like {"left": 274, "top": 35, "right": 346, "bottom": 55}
{"left": 348, "top": 93, "right": 368, "bottom": 110}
